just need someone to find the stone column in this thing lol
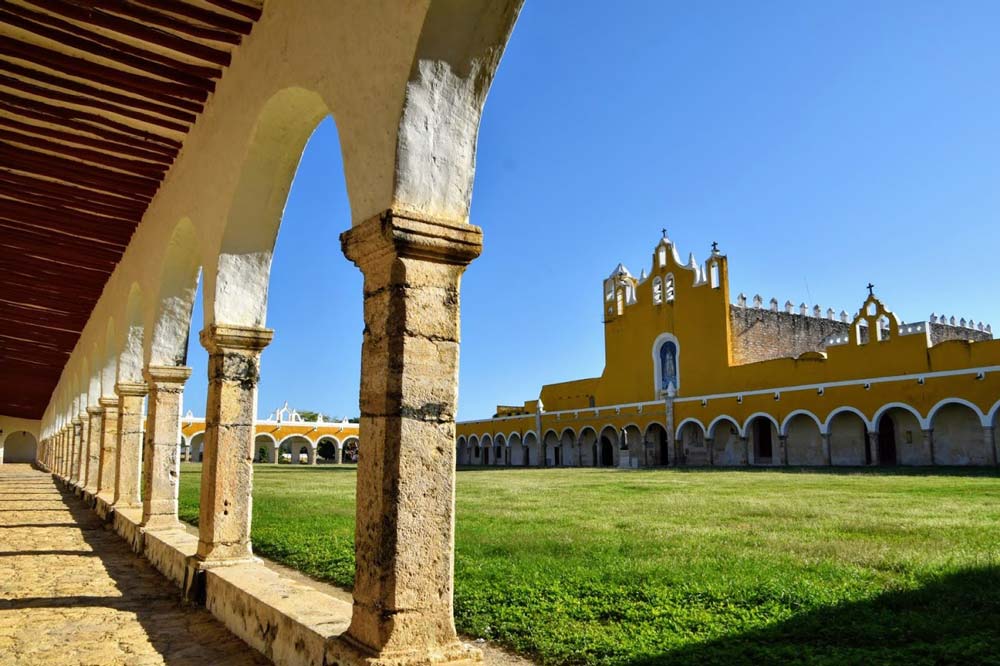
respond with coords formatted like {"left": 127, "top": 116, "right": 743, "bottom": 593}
{"left": 706, "top": 437, "right": 714, "bottom": 466}
{"left": 339, "top": 212, "right": 481, "bottom": 662}
{"left": 779, "top": 435, "right": 789, "bottom": 465}
{"left": 85, "top": 407, "right": 104, "bottom": 493}
{"left": 97, "top": 397, "right": 119, "bottom": 497}
{"left": 821, "top": 433, "right": 832, "bottom": 465}
{"left": 78, "top": 412, "right": 90, "bottom": 487}
{"left": 70, "top": 417, "right": 83, "bottom": 484}
{"left": 741, "top": 436, "right": 750, "bottom": 465}
{"left": 335, "top": 443, "right": 343, "bottom": 464}
{"left": 867, "top": 431, "right": 880, "bottom": 466}
{"left": 195, "top": 324, "right": 273, "bottom": 563}
{"left": 983, "top": 426, "right": 997, "bottom": 467}
{"left": 113, "top": 382, "right": 148, "bottom": 508}
{"left": 923, "top": 429, "right": 935, "bottom": 465}
{"left": 141, "top": 365, "right": 192, "bottom": 529}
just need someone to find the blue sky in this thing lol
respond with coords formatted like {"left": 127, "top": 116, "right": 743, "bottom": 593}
{"left": 183, "top": 1, "right": 1000, "bottom": 422}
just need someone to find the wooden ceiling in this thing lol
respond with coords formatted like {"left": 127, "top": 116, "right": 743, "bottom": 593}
{"left": 0, "top": 0, "right": 262, "bottom": 419}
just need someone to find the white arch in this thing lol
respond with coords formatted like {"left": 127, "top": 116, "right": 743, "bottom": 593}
{"left": 872, "top": 402, "right": 928, "bottom": 430}
{"left": 542, "top": 429, "right": 559, "bottom": 442}
{"left": 674, "top": 417, "right": 706, "bottom": 440}
{"left": 480, "top": 433, "right": 493, "bottom": 445}
{"left": 927, "top": 398, "right": 989, "bottom": 427}
{"left": 254, "top": 432, "right": 278, "bottom": 446}
{"left": 504, "top": 431, "right": 521, "bottom": 445}
{"left": 578, "top": 425, "right": 598, "bottom": 440}
{"left": 742, "top": 412, "right": 779, "bottom": 438}
{"left": 188, "top": 430, "right": 206, "bottom": 442}
{"left": 621, "top": 422, "right": 642, "bottom": 434}
{"left": 456, "top": 436, "right": 467, "bottom": 446}
{"left": 823, "top": 406, "right": 873, "bottom": 432}
{"left": 651, "top": 331, "right": 681, "bottom": 395}
{"left": 643, "top": 421, "right": 668, "bottom": 437}
{"left": 558, "top": 426, "right": 577, "bottom": 441}
{"left": 521, "top": 430, "right": 538, "bottom": 441}
{"left": 707, "top": 415, "right": 741, "bottom": 438}
{"left": 780, "top": 410, "right": 824, "bottom": 436}
{"left": 278, "top": 433, "right": 314, "bottom": 448}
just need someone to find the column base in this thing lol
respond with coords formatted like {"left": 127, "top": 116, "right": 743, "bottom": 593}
{"left": 328, "top": 634, "right": 483, "bottom": 666}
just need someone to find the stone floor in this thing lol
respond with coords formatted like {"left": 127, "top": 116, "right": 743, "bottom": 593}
{"left": 0, "top": 464, "right": 269, "bottom": 666}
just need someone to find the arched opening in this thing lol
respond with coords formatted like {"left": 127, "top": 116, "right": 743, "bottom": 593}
{"left": 645, "top": 423, "right": 668, "bottom": 466}
{"left": 559, "top": 429, "right": 576, "bottom": 467}
{"left": 508, "top": 434, "right": 525, "bottom": 466}
{"left": 190, "top": 433, "right": 205, "bottom": 462}
{"left": 578, "top": 428, "right": 597, "bottom": 467}
{"left": 748, "top": 416, "right": 777, "bottom": 464}
{"left": 622, "top": 425, "right": 642, "bottom": 469}
{"left": 931, "top": 402, "right": 989, "bottom": 465}
{"left": 827, "top": 410, "right": 869, "bottom": 466}
{"left": 254, "top": 434, "right": 277, "bottom": 463}
{"left": 877, "top": 414, "right": 898, "bottom": 465}
{"left": 342, "top": 437, "right": 359, "bottom": 464}
{"left": 2, "top": 431, "right": 37, "bottom": 463}
{"left": 522, "top": 432, "right": 538, "bottom": 466}
{"left": 317, "top": 437, "right": 339, "bottom": 464}
{"left": 543, "top": 430, "right": 559, "bottom": 467}
{"left": 676, "top": 420, "right": 707, "bottom": 466}
{"left": 784, "top": 413, "right": 824, "bottom": 465}
{"left": 482, "top": 435, "right": 492, "bottom": 465}
{"left": 708, "top": 417, "right": 742, "bottom": 466}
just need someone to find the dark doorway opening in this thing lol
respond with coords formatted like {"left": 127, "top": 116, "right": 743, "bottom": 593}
{"left": 754, "top": 419, "right": 773, "bottom": 461}
{"left": 484, "top": 448, "right": 489, "bottom": 465}
{"left": 600, "top": 437, "right": 614, "bottom": 466}
{"left": 878, "top": 414, "right": 897, "bottom": 465}
{"left": 592, "top": 443, "right": 598, "bottom": 466}
{"left": 554, "top": 447, "right": 561, "bottom": 466}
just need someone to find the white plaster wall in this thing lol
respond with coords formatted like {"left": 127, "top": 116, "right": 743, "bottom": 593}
{"left": 0, "top": 416, "right": 41, "bottom": 464}
{"left": 933, "top": 405, "right": 990, "bottom": 465}
{"left": 829, "top": 413, "right": 867, "bottom": 466}
{"left": 712, "top": 425, "right": 743, "bottom": 466}
{"left": 786, "top": 417, "right": 825, "bottom": 466}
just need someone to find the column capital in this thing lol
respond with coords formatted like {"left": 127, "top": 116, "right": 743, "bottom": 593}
{"left": 144, "top": 364, "right": 193, "bottom": 387}
{"left": 116, "top": 382, "right": 148, "bottom": 397}
{"left": 72, "top": 417, "right": 82, "bottom": 426}
{"left": 341, "top": 209, "right": 483, "bottom": 269}
{"left": 86, "top": 406, "right": 104, "bottom": 417}
{"left": 200, "top": 324, "right": 273, "bottom": 353}
{"left": 98, "top": 396, "right": 118, "bottom": 409}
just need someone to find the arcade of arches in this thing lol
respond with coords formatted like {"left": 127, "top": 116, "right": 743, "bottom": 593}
{"left": 457, "top": 234, "right": 1000, "bottom": 469}
{"left": 3, "top": 2, "right": 524, "bottom": 665}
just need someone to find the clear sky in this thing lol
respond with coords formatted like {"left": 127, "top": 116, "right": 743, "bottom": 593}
{"left": 182, "top": 1, "right": 1000, "bottom": 422}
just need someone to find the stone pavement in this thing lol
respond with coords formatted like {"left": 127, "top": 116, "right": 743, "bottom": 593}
{"left": 0, "top": 464, "right": 269, "bottom": 666}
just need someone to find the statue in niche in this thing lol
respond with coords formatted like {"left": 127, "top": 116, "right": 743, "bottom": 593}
{"left": 660, "top": 340, "right": 678, "bottom": 391}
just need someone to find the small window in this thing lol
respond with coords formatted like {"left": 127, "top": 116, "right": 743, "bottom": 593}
{"left": 709, "top": 262, "right": 720, "bottom": 289}
{"left": 658, "top": 247, "right": 667, "bottom": 267}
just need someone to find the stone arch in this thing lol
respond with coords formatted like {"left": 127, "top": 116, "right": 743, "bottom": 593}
{"left": 205, "top": 87, "right": 335, "bottom": 328}
{"left": 988, "top": 399, "right": 1000, "bottom": 429}
{"left": 874, "top": 405, "right": 925, "bottom": 465}
{"left": 507, "top": 433, "right": 525, "bottom": 466}
{"left": 117, "top": 283, "right": 145, "bottom": 384}
{"left": 342, "top": 436, "right": 360, "bottom": 463}
{"left": 784, "top": 412, "right": 824, "bottom": 465}
{"left": 3, "top": 431, "right": 37, "bottom": 464}
{"left": 316, "top": 436, "right": 340, "bottom": 463}
{"left": 480, "top": 434, "right": 493, "bottom": 465}
{"left": 558, "top": 427, "right": 576, "bottom": 466}
{"left": 468, "top": 435, "right": 480, "bottom": 464}
{"left": 744, "top": 413, "right": 779, "bottom": 465}
{"left": 148, "top": 218, "right": 202, "bottom": 367}
{"left": 455, "top": 436, "right": 468, "bottom": 466}
{"left": 708, "top": 416, "right": 742, "bottom": 466}
{"left": 190, "top": 432, "right": 206, "bottom": 463}
{"left": 676, "top": 418, "right": 707, "bottom": 466}
{"left": 578, "top": 426, "right": 598, "bottom": 467}
{"left": 598, "top": 425, "right": 619, "bottom": 468}
{"left": 278, "top": 434, "right": 312, "bottom": 464}
{"left": 826, "top": 408, "right": 870, "bottom": 466}
{"left": 621, "top": 423, "right": 642, "bottom": 469}
{"left": 542, "top": 429, "right": 560, "bottom": 466}
{"left": 494, "top": 433, "right": 506, "bottom": 466}
{"left": 254, "top": 433, "right": 278, "bottom": 463}
{"left": 644, "top": 422, "right": 669, "bottom": 466}
{"left": 929, "top": 401, "right": 991, "bottom": 465}
{"left": 522, "top": 431, "right": 538, "bottom": 467}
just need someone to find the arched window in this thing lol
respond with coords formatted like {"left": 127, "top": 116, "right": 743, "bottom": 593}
{"left": 652, "top": 277, "right": 663, "bottom": 304}
{"left": 709, "top": 262, "right": 720, "bottom": 288}
{"left": 658, "top": 246, "right": 667, "bottom": 267}
{"left": 664, "top": 275, "right": 675, "bottom": 302}
{"left": 616, "top": 289, "right": 624, "bottom": 315}
{"left": 659, "top": 340, "right": 678, "bottom": 390}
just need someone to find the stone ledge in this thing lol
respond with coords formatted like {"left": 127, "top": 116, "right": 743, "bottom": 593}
{"left": 205, "top": 562, "right": 352, "bottom": 666}
{"left": 144, "top": 527, "right": 198, "bottom": 589}
{"left": 112, "top": 505, "right": 144, "bottom": 553}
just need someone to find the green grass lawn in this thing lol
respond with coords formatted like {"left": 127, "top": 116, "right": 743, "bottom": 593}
{"left": 179, "top": 464, "right": 1000, "bottom": 665}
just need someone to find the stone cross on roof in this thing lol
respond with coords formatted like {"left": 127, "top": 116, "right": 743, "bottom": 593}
{"left": 867, "top": 282, "right": 875, "bottom": 297}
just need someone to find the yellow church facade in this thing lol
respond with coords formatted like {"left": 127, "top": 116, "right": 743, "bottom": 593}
{"left": 457, "top": 234, "right": 1000, "bottom": 468}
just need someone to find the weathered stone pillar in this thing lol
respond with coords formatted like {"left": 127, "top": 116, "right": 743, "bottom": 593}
{"left": 983, "top": 426, "right": 997, "bottom": 466}
{"left": 195, "top": 324, "right": 273, "bottom": 563}
{"left": 740, "top": 436, "right": 750, "bottom": 465}
{"left": 335, "top": 443, "right": 343, "bottom": 464}
{"left": 867, "top": 431, "right": 880, "bottom": 466}
{"left": 85, "top": 406, "right": 104, "bottom": 493}
{"left": 706, "top": 437, "right": 715, "bottom": 466}
{"left": 70, "top": 417, "right": 83, "bottom": 484}
{"left": 821, "top": 433, "right": 832, "bottom": 465}
{"left": 78, "top": 412, "right": 90, "bottom": 487}
{"left": 113, "top": 382, "right": 148, "bottom": 508}
{"left": 141, "top": 365, "right": 192, "bottom": 529}
{"left": 339, "top": 212, "right": 481, "bottom": 663}
{"left": 923, "top": 429, "right": 935, "bottom": 465}
{"left": 97, "top": 397, "right": 119, "bottom": 497}
{"left": 779, "top": 435, "right": 789, "bottom": 465}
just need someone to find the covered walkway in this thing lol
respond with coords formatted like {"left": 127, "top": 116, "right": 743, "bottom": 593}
{"left": 0, "top": 464, "right": 267, "bottom": 666}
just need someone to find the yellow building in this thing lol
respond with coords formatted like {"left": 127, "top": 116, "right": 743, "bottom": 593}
{"left": 181, "top": 403, "right": 359, "bottom": 465}
{"left": 457, "top": 233, "right": 1000, "bottom": 468}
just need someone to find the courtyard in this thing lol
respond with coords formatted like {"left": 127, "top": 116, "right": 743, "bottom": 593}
{"left": 179, "top": 464, "right": 1000, "bottom": 665}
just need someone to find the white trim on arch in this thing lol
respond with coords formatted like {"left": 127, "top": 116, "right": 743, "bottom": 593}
{"left": 506, "top": 432, "right": 523, "bottom": 445}
{"left": 823, "top": 406, "right": 873, "bottom": 432}
{"left": 577, "top": 425, "right": 598, "bottom": 441}
{"left": 926, "top": 398, "right": 989, "bottom": 427}
{"left": 558, "top": 426, "right": 577, "bottom": 441}
{"left": 987, "top": 400, "right": 1000, "bottom": 426}
{"left": 707, "top": 415, "right": 742, "bottom": 438}
{"left": 674, "top": 417, "right": 706, "bottom": 440}
{"left": 542, "top": 429, "right": 560, "bottom": 442}
{"left": 780, "top": 410, "right": 824, "bottom": 436}
{"left": 277, "top": 433, "right": 315, "bottom": 448}
{"left": 521, "top": 430, "right": 538, "bottom": 442}
{"left": 871, "top": 402, "right": 928, "bottom": 430}
{"left": 742, "top": 412, "right": 779, "bottom": 438}
{"left": 254, "top": 432, "right": 278, "bottom": 447}
{"left": 651, "top": 332, "right": 681, "bottom": 397}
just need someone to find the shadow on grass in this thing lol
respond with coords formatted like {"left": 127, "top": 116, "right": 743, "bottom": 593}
{"left": 628, "top": 566, "right": 1000, "bottom": 666}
